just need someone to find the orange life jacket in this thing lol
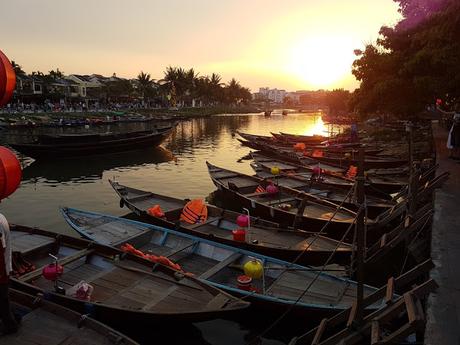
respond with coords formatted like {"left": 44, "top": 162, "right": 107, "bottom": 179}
{"left": 147, "top": 204, "right": 165, "bottom": 218}
{"left": 180, "top": 199, "right": 208, "bottom": 224}
{"left": 346, "top": 165, "right": 358, "bottom": 179}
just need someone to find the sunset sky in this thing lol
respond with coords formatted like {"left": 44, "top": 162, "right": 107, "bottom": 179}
{"left": 0, "top": 0, "right": 400, "bottom": 92}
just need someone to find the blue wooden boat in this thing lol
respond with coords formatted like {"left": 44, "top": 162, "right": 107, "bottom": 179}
{"left": 61, "top": 207, "right": 382, "bottom": 320}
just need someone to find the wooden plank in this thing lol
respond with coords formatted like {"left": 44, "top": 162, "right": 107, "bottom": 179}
{"left": 404, "top": 293, "right": 417, "bottom": 323}
{"left": 371, "top": 320, "right": 380, "bottom": 344}
{"left": 19, "top": 248, "right": 94, "bottom": 282}
{"left": 385, "top": 277, "right": 394, "bottom": 304}
{"left": 199, "top": 253, "right": 242, "bottom": 279}
{"left": 346, "top": 301, "right": 357, "bottom": 327}
{"left": 312, "top": 318, "right": 328, "bottom": 345}
{"left": 187, "top": 217, "right": 221, "bottom": 229}
{"left": 379, "top": 233, "right": 387, "bottom": 248}
{"left": 205, "top": 293, "right": 229, "bottom": 310}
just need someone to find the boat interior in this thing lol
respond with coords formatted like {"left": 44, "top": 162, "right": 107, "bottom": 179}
{"left": 63, "top": 209, "right": 376, "bottom": 309}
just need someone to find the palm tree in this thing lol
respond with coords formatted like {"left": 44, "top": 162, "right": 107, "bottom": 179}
{"left": 10, "top": 61, "right": 25, "bottom": 75}
{"left": 137, "top": 71, "right": 152, "bottom": 106}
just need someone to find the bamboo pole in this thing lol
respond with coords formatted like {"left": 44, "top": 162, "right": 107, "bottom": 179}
{"left": 355, "top": 148, "right": 365, "bottom": 325}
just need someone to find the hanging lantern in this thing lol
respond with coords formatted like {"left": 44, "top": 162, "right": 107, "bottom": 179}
{"left": 436, "top": 99, "right": 442, "bottom": 106}
{"left": 0, "top": 146, "right": 21, "bottom": 200}
{"left": 0, "top": 50, "right": 16, "bottom": 107}
{"left": 270, "top": 166, "right": 280, "bottom": 176}
{"left": 243, "top": 258, "right": 264, "bottom": 279}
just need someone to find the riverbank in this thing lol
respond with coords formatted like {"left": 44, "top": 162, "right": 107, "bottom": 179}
{"left": 425, "top": 121, "right": 460, "bottom": 345}
{"left": 0, "top": 105, "right": 261, "bottom": 127}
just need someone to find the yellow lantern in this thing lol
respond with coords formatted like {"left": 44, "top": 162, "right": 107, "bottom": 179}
{"left": 344, "top": 152, "right": 351, "bottom": 159}
{"left": 271, "top": 166, "right": 280, "bottom": 176}
{"left": 243, "top": 258, "right": 264, "bottom": 279}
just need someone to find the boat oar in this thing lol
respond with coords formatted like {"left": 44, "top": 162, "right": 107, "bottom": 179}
{"left": 113, "top": 262, "right": 203, "bottom": 291}
{"left": 228, "top": 263, "right": 345, "bottom": 273}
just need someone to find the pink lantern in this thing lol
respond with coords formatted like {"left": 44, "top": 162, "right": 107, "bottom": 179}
{"left": 42, "top": 263, "right": 64, "bottom": 281}
{"left": 436, "top": 99, "right": 442, "bottom": 105}
{"left": 236, "top": 214, "right": 249, "bottom": 227}
{"left": 266, "top": 184, "right": 279, "bottom": 195}
{"left": 312, "top": 166, "right": 321, "bottom": 175}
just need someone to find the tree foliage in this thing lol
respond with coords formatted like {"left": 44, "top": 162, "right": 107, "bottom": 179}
{"left": 351, "top": 0, "right": 460, "bottom": 118}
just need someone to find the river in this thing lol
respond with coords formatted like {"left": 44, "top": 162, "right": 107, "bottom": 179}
{"left": 0, "top": 111, "right": 338, "bottom": 344}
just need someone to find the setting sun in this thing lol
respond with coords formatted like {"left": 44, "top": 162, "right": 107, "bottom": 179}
{"left": 287, "top": 35, "right": 356, "bottom": 89}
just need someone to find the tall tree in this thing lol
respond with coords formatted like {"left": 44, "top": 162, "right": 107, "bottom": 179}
{"left": 351, "top": 0, "right": 460, "bottom": 118}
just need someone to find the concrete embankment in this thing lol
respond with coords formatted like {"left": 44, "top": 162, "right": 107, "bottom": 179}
{"left": 425, "top": 121, "right": 460, "bottom": 345}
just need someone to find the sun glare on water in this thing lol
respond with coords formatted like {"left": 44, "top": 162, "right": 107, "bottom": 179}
{"left": 287, "top": 35, "right": 356, "bottom": 89}
{"left": 302, "top": 115, "right": 327, "bottom": 136}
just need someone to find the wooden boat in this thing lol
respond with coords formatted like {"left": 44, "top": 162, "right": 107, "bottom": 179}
{"left": 109, "top": 180, "right": 352, "bottom": 266}
{"left": 250, "top": 153, "right": 404, "bottom": 197}
{"left": 243, "top": 142, "right": 408, "bottom": 193}
{"left": 301, "top": 150, "right": 407, "bottom": 170}
{"left": 272, "top": 132, "right": 327, "bottom": 145}
{"left": 246, "top": 135, "right": 406, "bottom": 171}
{"left": 250, "top": 158, "right": 396, "bottom": 219}
{"left": 9, "top": 126, "right": 174, "bottom": 159}
{"left": 237, "top": 138, "right": 346, "bottom": 174}
{"left": 7, "top": 289, "right": 138, "bottom": 344}
{"left": 237, "top": 131, "right": 380, "bottom": 155}
{"left": 206, "top": 162, "right": 373, "bottom": 241}
{"left": 289, "top": 260, "right": 437, "bottom": 345}
{"left": 10, "top": 224, "right": 249, "bottom": 331}
{"left": 61, "top": 207, "right": 381, "bottom": 320}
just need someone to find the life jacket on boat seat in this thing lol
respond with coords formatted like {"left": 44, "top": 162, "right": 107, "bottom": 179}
{"left": 180, "top": 199, "right": 208, "bottom": 224}
{"left": 312, "top": 149, "right": 324, "bottom": 158}
{"left": 255, "top": 185, "right": 266, "bottom": 193}
{"left": 346, "top": 165, "right": 358, "bottom": 179}
{"left": 147, "top": 204, "right": 165, "bottom": 218}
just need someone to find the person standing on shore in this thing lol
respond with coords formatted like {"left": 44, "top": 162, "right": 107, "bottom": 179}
{"left": 447, "top": 113, "right": 460, "bottom": 159}
{"left": 0, "top": 215, "right": 18, "bottom": 335}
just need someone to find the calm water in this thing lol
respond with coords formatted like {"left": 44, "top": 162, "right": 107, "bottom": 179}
{"left": 1, "top": 112, "right": 333, "bottom": 345}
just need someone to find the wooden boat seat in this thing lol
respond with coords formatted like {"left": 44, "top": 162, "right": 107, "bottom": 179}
{"left": 19, "top": 248, "right": 95, "bottom": 282}
{"left": 205, "top": 293, "right": 230, "bottom": 309}
{"left": 186, "top": 217, "right": 221, "bottom": 229}
{"left": 125, "top": 193, "right": 153, "bottom": 202}
{"left": 199, "top": 253, "right": 243, "bottom": 279}
{"left": 244, "top": 191, "right": 271, "bottom": 198}
{"left": 266, "top": 197, "right": 298, "bottom": 206}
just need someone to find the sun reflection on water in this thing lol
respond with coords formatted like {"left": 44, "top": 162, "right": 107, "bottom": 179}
{"left": 300, "top": 115, "right": 327, "bottom": 136}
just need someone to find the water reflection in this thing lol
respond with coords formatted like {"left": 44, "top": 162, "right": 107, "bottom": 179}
{"left": 22, "top": 146, "right": 175, "bottom": 184}
{"left": 0, "top": 112, "right": 335, "bottom": 345}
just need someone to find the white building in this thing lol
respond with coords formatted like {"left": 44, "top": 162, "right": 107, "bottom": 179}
{"left": 256, "top": 87, "right": 287, "bottom": 104}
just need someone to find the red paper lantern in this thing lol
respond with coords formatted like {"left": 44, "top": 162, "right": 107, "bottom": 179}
{"left": 436, "top": 99, "right": 442, "bottom": 105}
{"left": 0, "top": 146, "right": 22, "bottom": 199}
{"left": 0, "top": 50, "right": 16, "bottom": 107}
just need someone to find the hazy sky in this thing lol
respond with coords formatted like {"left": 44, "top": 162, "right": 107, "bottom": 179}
{"left": 0, "top": 0, "right": 400, "bottom": 91}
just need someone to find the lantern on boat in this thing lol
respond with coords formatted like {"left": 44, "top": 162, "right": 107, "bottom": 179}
{"left": 270, "top": 166, "right": 280, "bottom": 176}
{"left": 266, "top": 184, "right": 278, "bottom": 195}
{"left": 0, "top": 146, "right": 22, "bottom": 200}
{"left": 42, "top": 262, "right": 64, "bottom": 281}
{"left": 236, "top": 214, "right": 249, "bottom": 228}
{"left": 243, "top": 258, "right": 264, "bottom": 279}
{"left": 233, "top": 214, "right": 249, "bottom": 242}
{"left": 312, "top": 165, "right": 321, "bottom": 176}
{"left": 0, "top": 50, "right": 16, "bottom": 107}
